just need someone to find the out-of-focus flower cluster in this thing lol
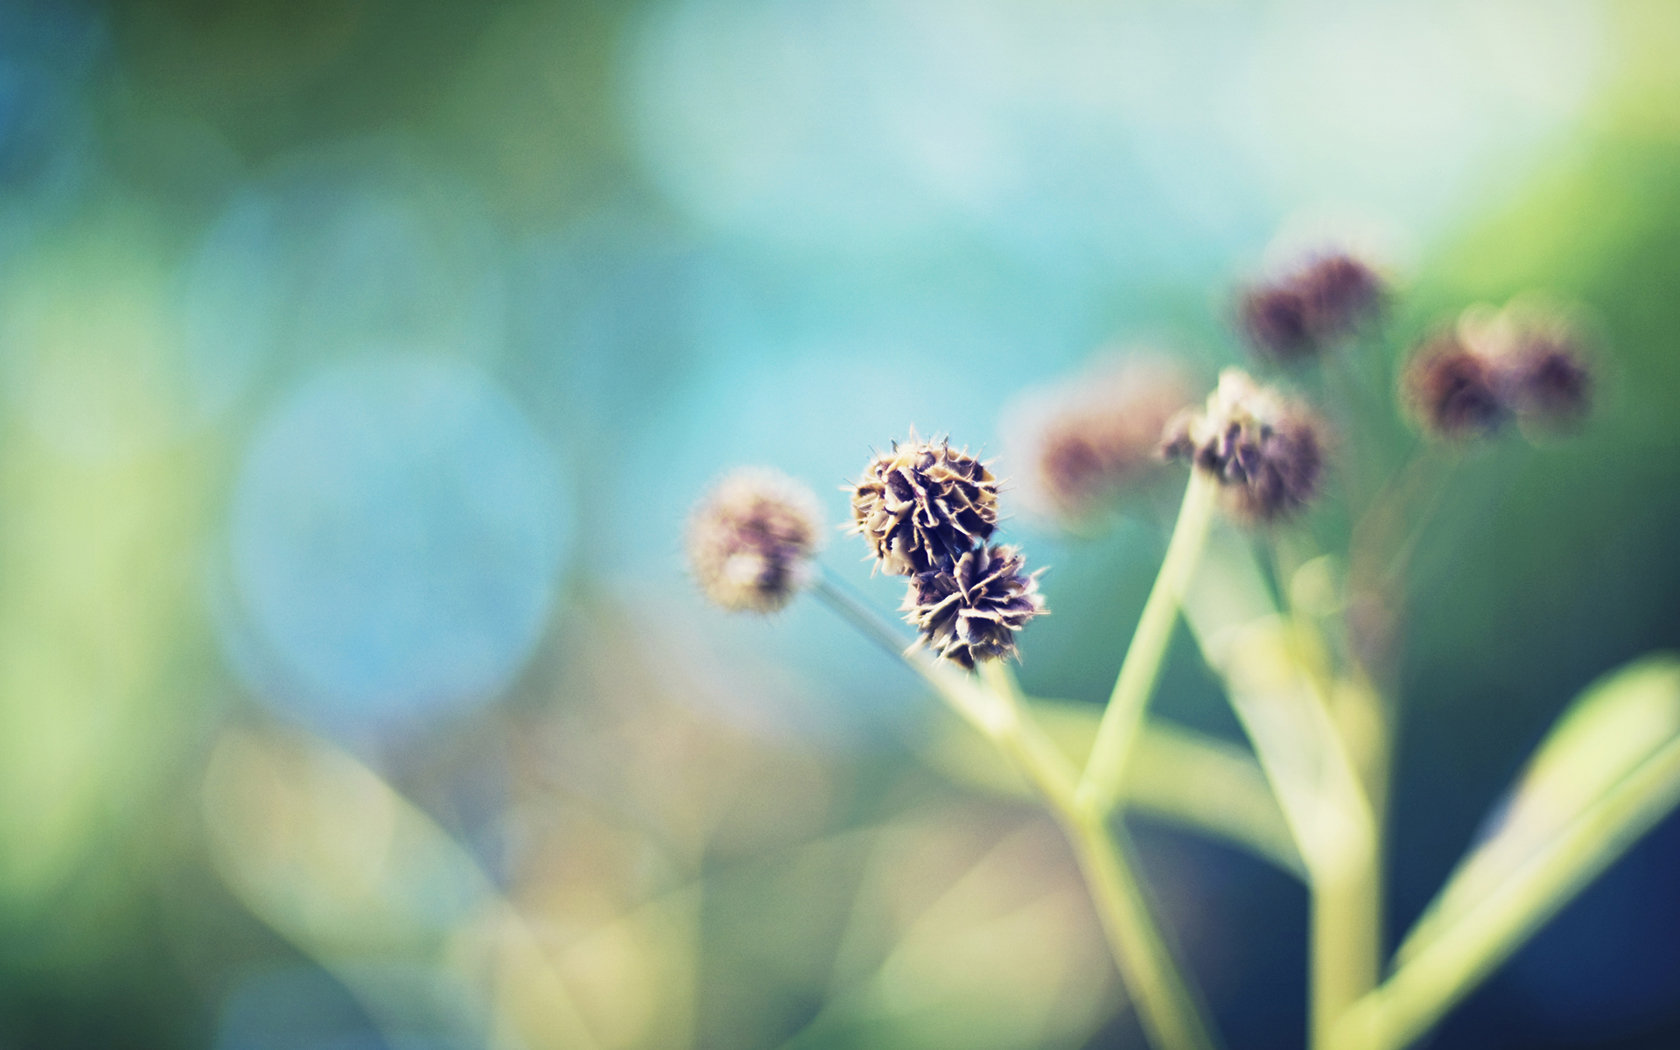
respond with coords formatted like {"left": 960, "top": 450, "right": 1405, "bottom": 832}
{"left": 1239, "top": 251, "right": 1387, "bottom": 364}
{"left": 1403, "top": 298, "right": 1594, "bottom": 440}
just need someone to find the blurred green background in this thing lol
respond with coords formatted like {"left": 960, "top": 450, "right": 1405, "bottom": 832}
{"left": 2, "top": 0, "right": 1679, "bottom": 1047}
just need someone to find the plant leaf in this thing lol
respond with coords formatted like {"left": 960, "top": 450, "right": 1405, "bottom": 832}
{"left": 1395, "top": 653, "right": 1680, "bottom": 966}
{"left": 922, "top": 703, "right": 1302, "bottom": 876}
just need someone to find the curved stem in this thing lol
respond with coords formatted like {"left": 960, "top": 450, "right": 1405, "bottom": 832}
{"left": 979, "top": 663, "right": 1220, "bottom": 1050}
{"left": 813, "top": 568, "right": 1220, "bottom": 1050}
{"left": 1080, "top": 472, "right": 1219, "bottom": 814}
{"left": 1064, "top": 808, "right": 1218, "bottom": 1050}
{"left": 1179, "top": 539, "right": 1383, "bottom": 1050}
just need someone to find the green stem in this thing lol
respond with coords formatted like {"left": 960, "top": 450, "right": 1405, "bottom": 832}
{"left": 1214, "top": 660, "right": 1379, "bottom": 1050}
{"left": 813, "top": 572, "right": 914, "bottom": 664}
{"left": 1080, "top": 472, "right": 1219, "bottom": 814}
{"left": 814, "top": 568, "right": 1220, "bottom": 1050}
{"left": 1179, "top": 547, "right": 1382, "bottom": 1050}
{"left": 1066, "top": 810, "right": 1218, "bottom": 1050}
{"left": 979, "top": 663, "right": 1219, "bottom": 1050}
{"left": 1291, "top": 623, "right": 1386, "bottom": 1050}
{"left": 1311, "top": 835, "right": 1381, "bottom": 1050}
{"left": 1340, "top": 734, "right": 1680, "bottom": 1050}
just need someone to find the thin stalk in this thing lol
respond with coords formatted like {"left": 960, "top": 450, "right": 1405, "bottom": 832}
{"left": 918, "top": 702, "right": 1304, "bottom": 876}
{"left": 1213, "top": 657, "right": 1380, "bottom": 1050}
{"left": 813, "top": 571, "right": 914, "bottom": 665}
{"left": 1289, "top": 619, "right": 1386, "bottom": 1050}
{"left": 1065, "top": 810, "right": 1218, "bottom": 1050}
{"left": 1311, "top": 838, "right": 1381, "bottom": 1050}
{"left": 814, "top": 570, "right": 1220, "bottom": 1050}
{"left": 1181, "top": 552, "right": 1381, "bottom": 1050}
{"left": 1340, "top": 734, "right": 1680, "bottom": 1050}
{"left": 1288, "top": 669, "right": 1384, "bottom": 1050}
{"left": 815, "top": 572, "right": 1008, "bottom": 733}
{"left": 980, "top": 663, "right": 1220, "bottom": 1050}
{"left": 1080, "top": 472, "right": 1219, "bottom": 814}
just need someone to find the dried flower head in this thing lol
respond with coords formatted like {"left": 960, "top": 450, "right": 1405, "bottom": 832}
{"left": 1464, "top": 299, "right": 1595, "bottom": 429}
{"left": 1238, "top": 250, "right": 1386, "bottom": 363}
{"left": 1304, "top": 252, "right": 1386, "bottom": 334}
{"left": 1238, "top": 284, "right": 1313, "bottom": 363}
{"left": 1403, "top": 299, "right": 1596, "bottom": 440}
{"left": 902, "top": 544, "right": 1047, "bottom": 668}
{"left": 688, "top": 468, "right": 823, "bottom": 613}
{"left": 1401, "top": 330, "right": 1509, "bottom": 440}
{"left": 1163, "top": 369, "right": 1326, "bottom": 522}
{"left": 1009, "top": 356, "right": 1195, "bottom": 523}
{"left": 1509, "top": 339, "right": 1592, "bottom": 426}
{"left": 851, "top": 433, "right": 999, "bottom": 576}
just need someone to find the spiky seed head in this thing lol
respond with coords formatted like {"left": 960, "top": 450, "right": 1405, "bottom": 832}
{"left": 902, "top": 544, "right": 1047, "bottom": 669}
{"left": 1402, "top": 331, "right": 1509, "bottom": 439}
{"left": 688, "top": 468, "right": 823, "bottom": 613}
{"left": 1239, "top": 250, "right": 1386, "bottom": 363}
{"left": 1009, "top": 356, "right": 1195, "bottom": 523}
{"left": 850, "top": 433, "right": 999, "bottom": 576}
{"left": 1163, "top": 368, "right": 1327, "bottom": 522}
{"left": 1220, "top": 412, "right": 1324, "bottom": 522}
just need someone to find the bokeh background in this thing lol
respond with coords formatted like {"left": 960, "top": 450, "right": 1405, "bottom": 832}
{"left": 2, "top": 0, "right": 1679, "bottom": 1047}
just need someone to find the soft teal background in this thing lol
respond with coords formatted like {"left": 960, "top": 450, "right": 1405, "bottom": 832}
{"left": 1, "top": 0, "right": 1678, "bottom": 1047}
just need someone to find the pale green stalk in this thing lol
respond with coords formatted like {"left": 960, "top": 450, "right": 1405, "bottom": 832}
{"left": 1181, "top": 539, "right": 1382, "bottom": 1050}
{"left": 979, "top": 662, "right": 1219, "bottom": 1050}
{"left": 813, "top": 574, "right": 1004, "bottom": 732}
{"left": 812, "top": 578, "right": 1218, "bottom": 1050}
{"left": 1339, "top": 734, "right": 1680, "bottom": 1050}
{"left": 1064, "top": 811, "right": 1217, "bottom": 1050}
{"left": 1213, "top": 655, "right": 1379, "bottom": 1050}
{"left": 917, "top": 703, "right": 1304, "bottom": 876}
{"left": 1080, "top": 472, "right": 1220, "bottom": 814}
{"left": 1311, "top": 823, "right": 1381, "bottom": 1050}
{"left": 1289, "top": 621, "right": 1386, "bottom": 1050}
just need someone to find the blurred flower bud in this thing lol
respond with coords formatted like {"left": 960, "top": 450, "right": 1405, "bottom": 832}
{"left": 1510, "top": 340, "right": 1592, "bottom": 424}
{"left": 851, "top": 433, "right": 999, "bottom": 576}
{"left": 1402, "top": 330, "right": 1509, "bottom": 440}
{"left": 1006, "top": 355, "right": 1195, "bottom": 524}
{"left": 688, "top": 468, "right": 823, "bottom": 613}
{"left": 1238, "top": 250, "right": 1386, "bottom": 363}
{"left": 1238, "top": 283, "right": 1313, "bottom": 363}
{"left": 1465, "top": 298, "right": 1596, "bottom": 430}
{"left": 1404, "top": 297, "right": 1596, "bottom": 440}
{"left": 1164, "top": 369, "right": 1327, "bottom": 522}
{"left": 902, "top": 544, "right": 1047, "bottom": 669}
